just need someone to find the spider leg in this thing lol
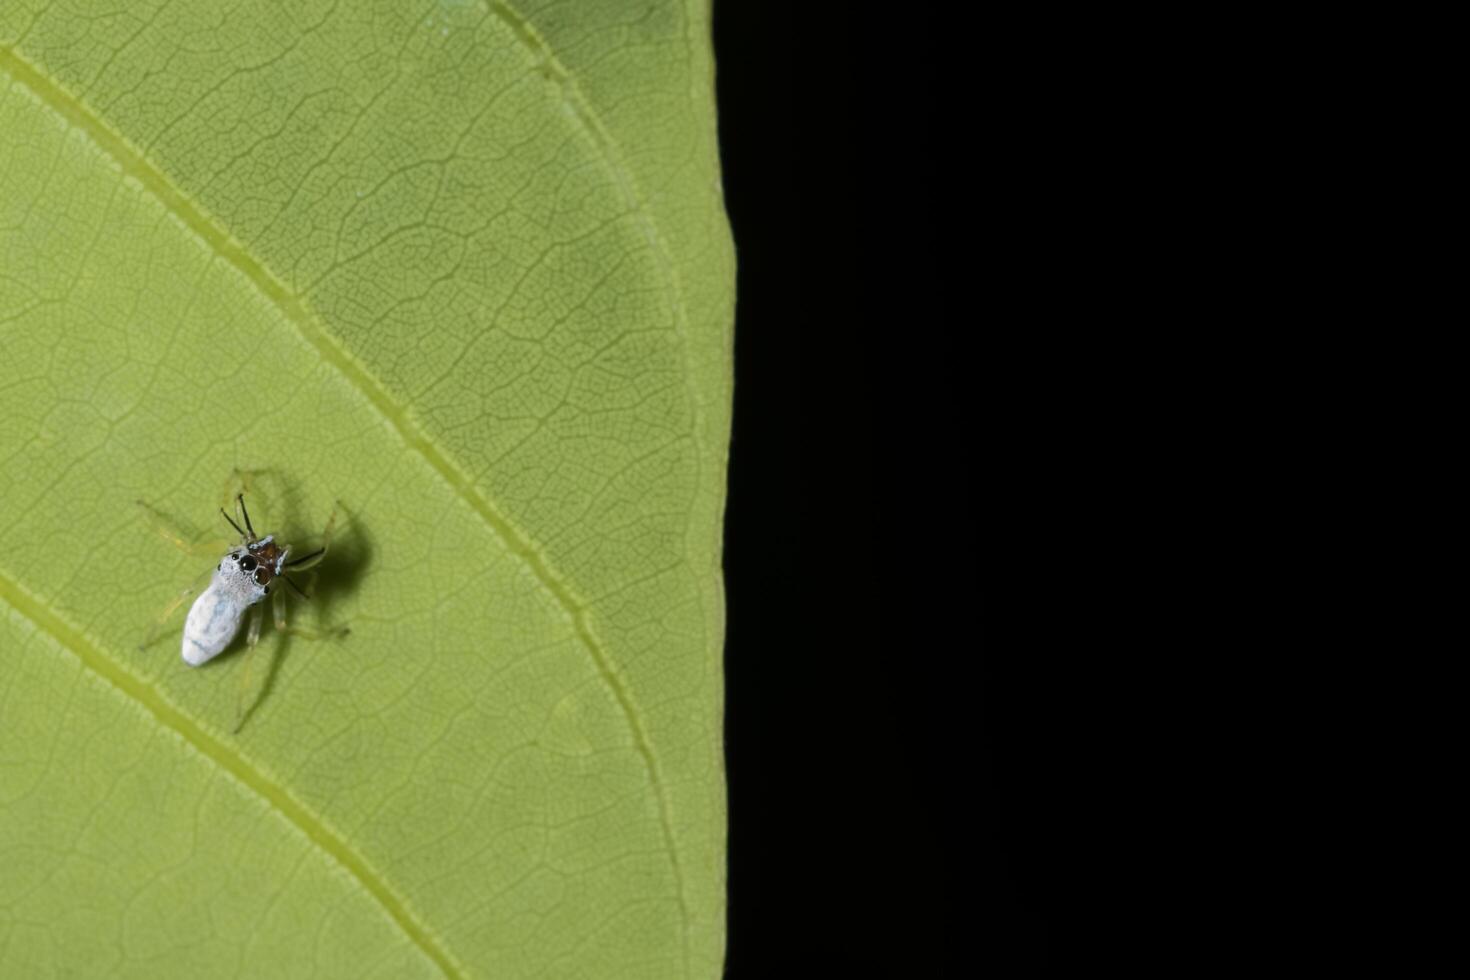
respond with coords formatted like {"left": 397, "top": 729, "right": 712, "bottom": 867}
{"left": 282, "top": 503, "right": 339, "bottom": 572}
{"left": 137, "top": 501, "right": 231, "bottom": 558}
{"left": 232, "top": 603, "right": 267, "bottom": 733}
{"left": 236, "top": 494, "right": 256, "bottom": 541}
{"left": 219, "top": 468, "right": 261, "bottom": 510}
{"left": 233, "top": 582, "right": 349, "bottom": 731}
{"left": 137, "top": 566, "right": 215, "bottom": 650}
{"left": 272, "top": 571, "right": 349, "bottom": 640}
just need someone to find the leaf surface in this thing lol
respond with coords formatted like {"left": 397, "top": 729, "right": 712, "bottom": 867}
{"left": 0, "top": 2, "right": 731, "bottom": 977}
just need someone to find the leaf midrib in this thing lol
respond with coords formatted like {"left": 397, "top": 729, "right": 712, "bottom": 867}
{"left": 1, "top": 28, "right": 694, "bottom": 973}
{"left": 0, "top": 568, "right": 464, "bottom": 980}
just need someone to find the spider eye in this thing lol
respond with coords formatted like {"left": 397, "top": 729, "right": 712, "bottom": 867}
{"left": 229, "top": 553, "right": 239, "bottom": 561}
{"left": 240, "top": 555, "right": 258, "bottom": 572}
{"left": 253, "top": 569, "right": 267, "bottom": 586}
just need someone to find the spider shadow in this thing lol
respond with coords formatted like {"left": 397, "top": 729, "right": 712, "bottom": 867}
{"left": 229, "top": 500, "right": 374, "bottom": 732}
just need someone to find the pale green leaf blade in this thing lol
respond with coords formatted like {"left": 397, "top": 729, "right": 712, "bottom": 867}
{"left": 0, "top": 2, "right": 731, "bottom": 977}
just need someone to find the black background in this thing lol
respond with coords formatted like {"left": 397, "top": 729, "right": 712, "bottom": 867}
{"left": 711, "top": 4, "right": 1008, "bottom": 975}
{"left": 712, "top": 3, "right": 805, "bottom": 971}
{"left": 711, "top": 3, "right": 1056, "bottom": 973}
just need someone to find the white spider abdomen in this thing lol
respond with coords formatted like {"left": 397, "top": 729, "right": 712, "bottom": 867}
{"left": 182, "top": 587, "right": 248, "bottom": 666}
{"left": 181, "top": 553, "right": 267, "bottom": 666}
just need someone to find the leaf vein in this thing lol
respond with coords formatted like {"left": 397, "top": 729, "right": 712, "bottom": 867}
{"left": 0, "top": 37, "right": 696, "bottom": 968}
{"left": 0, "top": 570, "right": 464, "bottom": 980}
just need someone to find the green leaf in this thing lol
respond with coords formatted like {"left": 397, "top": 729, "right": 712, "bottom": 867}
{"left": 0, "top": 1, "right": 732, "bottom": 976}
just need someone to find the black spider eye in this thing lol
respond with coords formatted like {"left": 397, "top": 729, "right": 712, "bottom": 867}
{"left": 240, "top": 555, "right": 257, "bottom": 572}
{"left": 262, "top": 585, "right": 270, "bottom": 595}
{"left": 253, "top": 569, "right": 267, "bottom": 586}
{"left": 229, "top": 553, "right": 239, "bottom": 561}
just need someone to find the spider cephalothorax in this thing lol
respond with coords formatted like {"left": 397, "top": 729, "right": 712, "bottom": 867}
{"left": 221, "top": 536, "right": 290, "bottom": 594}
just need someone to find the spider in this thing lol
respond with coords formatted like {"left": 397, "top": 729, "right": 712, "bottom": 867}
{"left": 140, "top": 484, "right": 346, "bottom": 729}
